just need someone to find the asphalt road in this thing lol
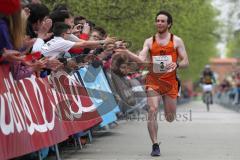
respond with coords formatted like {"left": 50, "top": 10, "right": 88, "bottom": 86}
{"left": 55, "top": 101, "right": 240, "bottom": 160}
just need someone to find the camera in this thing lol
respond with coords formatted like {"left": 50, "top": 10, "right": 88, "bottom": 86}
{"left": 92, "top": 48, "right": 104, "bottom": 55}
{"left": 114, "top": 40, "right": 132, "bottom": 49}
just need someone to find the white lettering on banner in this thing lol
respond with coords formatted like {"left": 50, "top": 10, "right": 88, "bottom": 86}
{"left": 68, "top": 76, "right": 83, "bottom": 117}
{"left": 0, "top": 94, "right": 14, "bottom": 135}
{"left": 132, "top": 86, "right": 144, "bottom": 92}
{"left": 8, "top": 75, "right": 27, "bottom": 131}
{"left": 1, "top": 89, "right": 31, "bottom": 135}
{"left": 48, "top": 75, "right": 73, "bottom": 120}
{"left": 50, "top": 72, "right": 70, "bottom": 106}
{"left": 50, "top": 71, "right": 97, "bottom": 118}
{"left": 24, "top": 77, "right": 55, "bottom": 132}
{"left": 68, "top": 74, "right": 96, "bottom": 114}
{"left": 9, "top": 91, "right": 27, "bottom": 133}
{"left": 48, "top": 84, "right": 63, "bottom": 120}
{"left": 0, "top": 70, "right": 97, "bottom": 136}
{"left": 0, "top": 73, "right": 56, "bottom": 135}
{"left": 1, "top": 77, "right": 27, "bottom": 135}
{"left": 49, "top": 72, "right": 73, "bottom": 120}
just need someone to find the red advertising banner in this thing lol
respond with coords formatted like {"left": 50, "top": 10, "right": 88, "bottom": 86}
{"left": 0, "top": 65, "right": 102, "bottom": 160}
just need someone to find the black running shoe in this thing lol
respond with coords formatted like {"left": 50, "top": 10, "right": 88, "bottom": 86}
{"left": 151, "top": 143, "right": 160, "bottom": 156}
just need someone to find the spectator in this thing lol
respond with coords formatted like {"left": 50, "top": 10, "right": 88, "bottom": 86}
{"left": 219, "top": 79, "right": 231, "bottom": 94}
{"left": 90, "top": 27, "right": 106, "bottom": 41}
{"left": 0, "top": 0, "right": 46, "bottom": 80}
{"left": 50, "top": 9, "right": 83, "bottom": 44}
{"left": 26, "top": 3, "right": 50, "bottom": 38}
{"left": 53, "top": 3, "right": 69, "bottom": 12}
{"left": 233, "top": 71, "right": 240, "bottom": 104}
{"left": 68, "top": 17, "right": 93, "bottom": 55}
{"left": 74, "top": 16, "right": 86, "bottom": 27}
{"left": 40, "top": 22, "right": 114, "bottom": 68}
{"left": 111, "top": 52, "right": 130, "bottom": 77}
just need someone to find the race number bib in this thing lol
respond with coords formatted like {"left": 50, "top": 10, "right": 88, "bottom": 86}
{"left": 152, "top": 55, "right": 172, "bottom": 73}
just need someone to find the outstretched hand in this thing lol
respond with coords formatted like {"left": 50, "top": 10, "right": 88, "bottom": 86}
{"left": 114, "top": 48, "right": 128, "bottom": 52}
{"left": 104, "top": 36, "right": 116, "bottom": 45}
{"left": 30, "top": 59, "right": 48, "bottom": 72}
{"left": 46, "top": 58, "right": 63, "bottom": 71}
{"left": 165, "top": 62, "right": 177, "bottom": 72}
{"left": 2, "top": 49, "right": 23, "bottom": 62}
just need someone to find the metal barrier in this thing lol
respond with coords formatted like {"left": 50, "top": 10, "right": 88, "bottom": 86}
{"left": 215, "top": 91, "right": 240, "bottom": 112}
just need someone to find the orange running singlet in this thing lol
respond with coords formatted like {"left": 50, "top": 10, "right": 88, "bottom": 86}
{"left": 145, "top": 33, "right": 179, "bottom": 99}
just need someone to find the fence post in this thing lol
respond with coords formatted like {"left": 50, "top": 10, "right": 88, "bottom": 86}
{"left": 38, "top": 151, "right": 42, "bottom": 160}
{"left": 54, "top": 144, "right": 61, "bottom": 160}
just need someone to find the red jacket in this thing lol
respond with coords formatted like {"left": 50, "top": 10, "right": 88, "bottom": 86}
{"left": 68, "top": 33, "right": 89, "bottom": 54}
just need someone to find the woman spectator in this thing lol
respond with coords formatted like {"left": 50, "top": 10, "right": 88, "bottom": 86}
{"left": 0, "top": 0, "right": 22, "bottom": 62}
{"left": 233, "top": 71, "right": 240, "bottom": 104}
{"left": 0, "top": 0, "right": 46, "bottom": 80}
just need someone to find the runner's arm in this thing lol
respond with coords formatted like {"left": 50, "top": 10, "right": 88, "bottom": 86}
{"left": 176, "top": 37, "right": 189, "bottom": 69}
{"left": 126, "top": 39, "right": 149, "bottom": 63}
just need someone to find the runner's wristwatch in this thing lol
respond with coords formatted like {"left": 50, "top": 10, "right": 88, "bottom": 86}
{"left": 99, "top": 40, "right": 105, "bottom": 46}
{"left": 176, "top": 62, "right": 179, "bottom": 68}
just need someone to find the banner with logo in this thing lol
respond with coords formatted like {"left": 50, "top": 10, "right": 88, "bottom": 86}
{"left": 0, "top": 65, "right": 102, "bottom": 160}
{"left": 78, "top": 66, "right": 120, "bottom": 127}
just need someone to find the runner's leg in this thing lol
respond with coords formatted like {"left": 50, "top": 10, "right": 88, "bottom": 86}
{"left": 162, "top": 95, "right": 177, "bottom": 122}
{"left": 147, "top": 88, "right": 160, "bottom": 144}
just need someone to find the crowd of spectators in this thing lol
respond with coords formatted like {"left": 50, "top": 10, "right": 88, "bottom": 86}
{"left": 216, "top": 71, "right": 240, "bottom": 106}
{"left": 0, "top": 0, "right": 137, "bottom": 81}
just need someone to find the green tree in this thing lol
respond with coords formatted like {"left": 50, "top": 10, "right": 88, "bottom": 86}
{"left": 42, "top": 0, "right": 219, "bottom": 81}
{"left": 227, "top": 30, "right": 240, "bottom": 58}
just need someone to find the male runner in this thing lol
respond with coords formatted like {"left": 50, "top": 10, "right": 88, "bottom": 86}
{"left": 124, "top": 10, "right": 189, "bottom": 156}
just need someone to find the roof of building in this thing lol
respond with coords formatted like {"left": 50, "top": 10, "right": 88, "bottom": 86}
{"left": 210, "top": 58, "right": 240, "bottom": 64}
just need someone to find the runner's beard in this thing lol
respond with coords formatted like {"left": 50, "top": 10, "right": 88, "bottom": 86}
{"left": 158, "top": 27, "right": 168, "bottom": 34}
